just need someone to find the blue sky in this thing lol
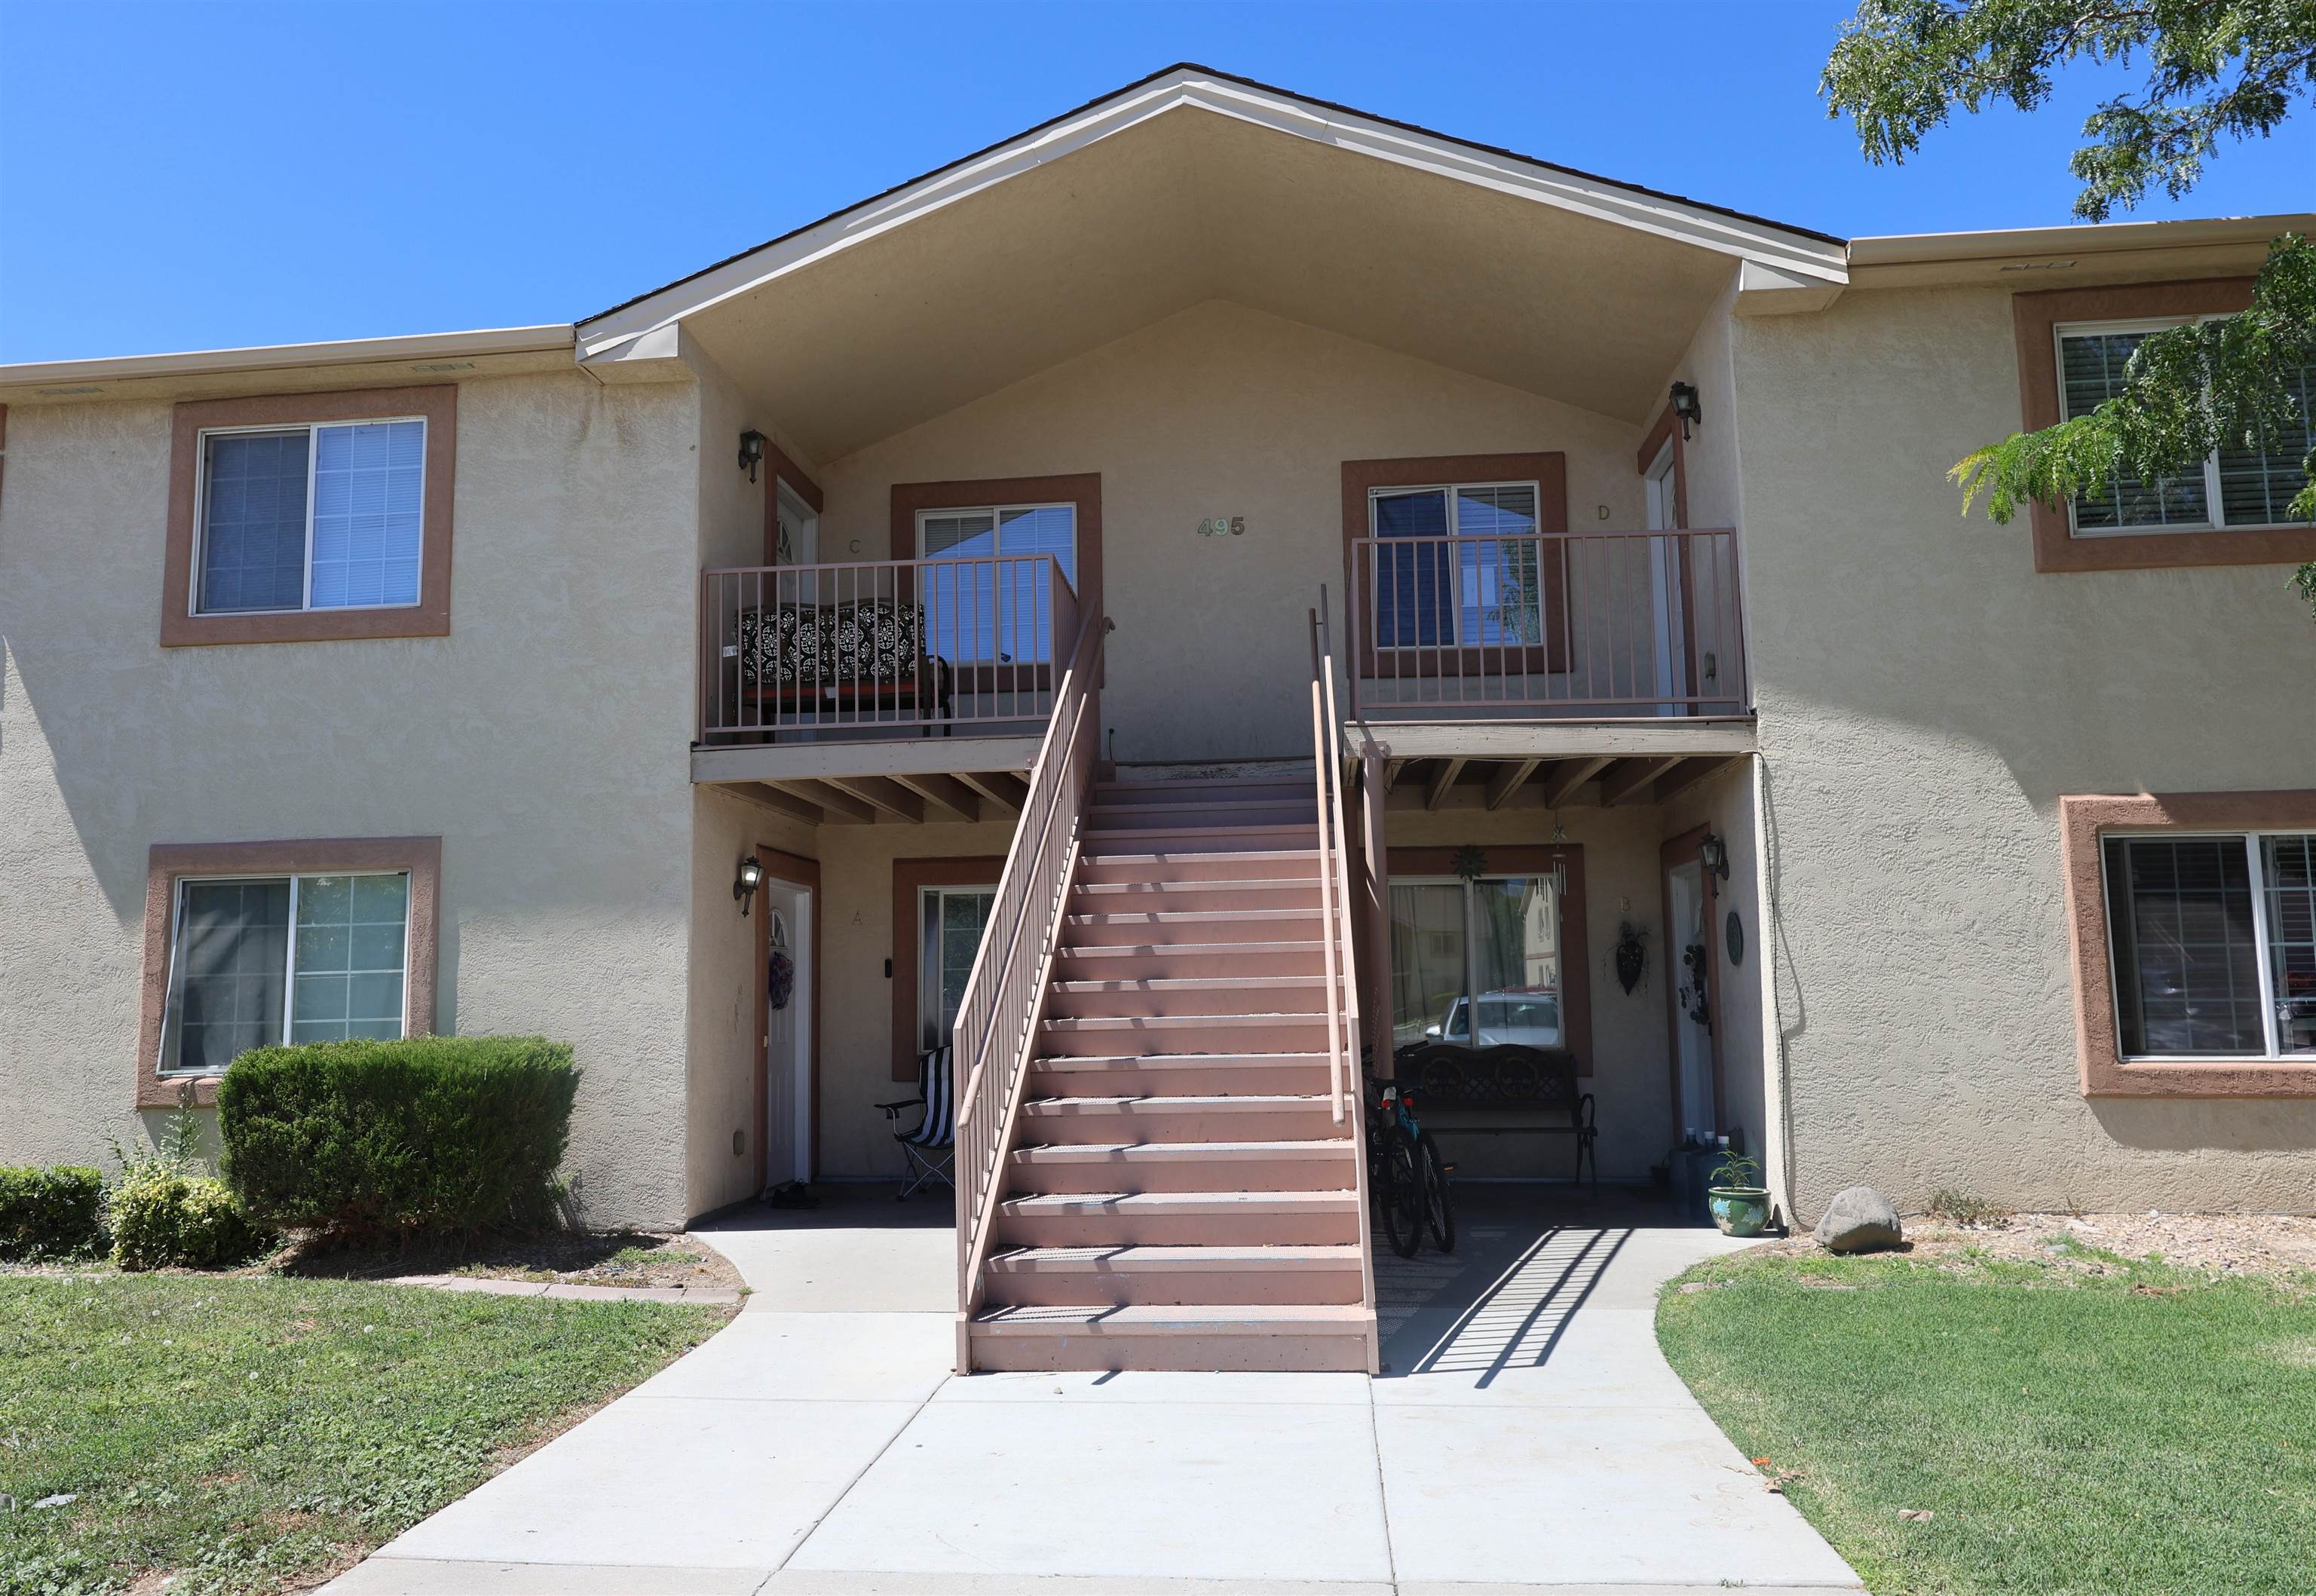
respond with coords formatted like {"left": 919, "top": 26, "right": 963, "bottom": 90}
{"left": 4, "top": 1, "right": 2309, "bottom": 363}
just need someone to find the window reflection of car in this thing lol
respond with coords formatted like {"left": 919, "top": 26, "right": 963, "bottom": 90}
{"left": 1428, "top": 990, "right": 1561, "bottom": 1047}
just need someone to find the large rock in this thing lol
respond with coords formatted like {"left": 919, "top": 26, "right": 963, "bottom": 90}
{"left": 1814, "top": 1186, "right": 1903, "bottom": 1253}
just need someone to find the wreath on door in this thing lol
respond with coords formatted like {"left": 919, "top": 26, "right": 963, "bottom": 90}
{"left": 767, "top": 911, "right": 795, "bottom": 1011}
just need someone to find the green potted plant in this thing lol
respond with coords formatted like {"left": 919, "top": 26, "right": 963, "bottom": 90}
{"left": 1707, "top": 1150, "right": 1769, "bottom": 1238}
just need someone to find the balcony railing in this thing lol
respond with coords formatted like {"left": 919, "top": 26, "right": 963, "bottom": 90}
{"left": 700, "top": 555, "right": 1080, "bottom": 743}
{"left": 1346, "top": 528, "right": 1750, "bottom": 719}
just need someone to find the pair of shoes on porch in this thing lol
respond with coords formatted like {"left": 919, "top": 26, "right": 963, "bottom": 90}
{"left": 764, "top": 1180, "right": 818, "bottom": 1210}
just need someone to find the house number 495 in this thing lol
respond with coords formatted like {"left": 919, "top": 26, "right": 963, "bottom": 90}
{"left": 1197, "top": 516, "right": 1246, "bottom": 538}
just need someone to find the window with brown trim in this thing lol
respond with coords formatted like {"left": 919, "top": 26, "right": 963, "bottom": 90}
{"left": 163, "top": 387, "right": 456, "bottom": 645}
{"left": 136, "top": 838, "right": 441, "bottom": 1107}
{"left": 2061, "top": 792, "right": 2316, "bottom": 1098}
{"left": 891, "top": 474, "right": 1102, "bottom": 620}
{"left": 889, "top": 856, "right": 1005, "bottom": 1082}
{"left": 2012, "top": 282, "right": 2316, "bottom": 573}
{"left": 1383, "top": 844, "right": 1591, "bottom": 1074}
{"left": 1341, "top": 453, "right": 1570, "bottom": 675}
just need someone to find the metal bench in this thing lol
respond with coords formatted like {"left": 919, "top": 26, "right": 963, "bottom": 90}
{"left": 1390, "top": 1041, "right": 1597, "bottom": 1191}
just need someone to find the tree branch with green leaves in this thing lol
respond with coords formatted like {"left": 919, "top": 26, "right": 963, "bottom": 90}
{"left": 1823, "top": 2, "right": 2316, "bottom": 617}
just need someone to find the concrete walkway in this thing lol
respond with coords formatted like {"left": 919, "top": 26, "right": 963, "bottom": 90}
{"left": 326, "top": 1188, "right": 1858, "bottom": 1596}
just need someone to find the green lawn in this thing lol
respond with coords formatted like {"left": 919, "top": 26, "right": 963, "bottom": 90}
{"left": 0, "top": 1273, "right": 726, "bottom": 1596}
{"left": 1658, "top": 1243, "right": 2316, "bottom": 1596}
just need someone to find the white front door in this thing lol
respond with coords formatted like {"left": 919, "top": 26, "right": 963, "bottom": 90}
{"left": 762, "top": 884, "right": 813, "bottom": 1187}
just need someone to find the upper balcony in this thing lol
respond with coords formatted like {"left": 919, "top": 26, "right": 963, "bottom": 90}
{"left": 691, "top": 553, "right": 1082, "bottom": 820}
{"left": 1347, "top": 525, "right": 1748, "bottom": 721}
{"left": 1342, "top": 524, "right": 1755, "bottom": 790}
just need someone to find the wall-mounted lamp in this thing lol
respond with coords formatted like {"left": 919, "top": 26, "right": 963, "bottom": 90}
{"left": 734, "top": 853, "right": 764, "bottom": 916}
{"left": 1699, "top": 832, "right": 1730, "bottom": 882}
{"left": 737, "top": 430, "right": 767, "bottom": 483}
{"left": 1669, "top": 381, "right": 1702, "bottom": 441}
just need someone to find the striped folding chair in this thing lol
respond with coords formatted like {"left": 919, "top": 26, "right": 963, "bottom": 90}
{"left": 875, "top": 1043, "right": 954, "bottom": 1200}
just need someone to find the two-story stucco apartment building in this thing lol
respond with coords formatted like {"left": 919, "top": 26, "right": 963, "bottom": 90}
{"left": 5, "top": 66, "right": 2311, "bottom": 1371}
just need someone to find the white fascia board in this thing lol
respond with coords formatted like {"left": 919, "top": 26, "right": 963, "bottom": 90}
{"left": 0, "top": 324, "right": 574, "bottom": 391}
{"left": 577, "top": 69, "right": 1847, "bottom": 359}
{"left": 1849, "top": 213, "right": 2316, "bottom": 268}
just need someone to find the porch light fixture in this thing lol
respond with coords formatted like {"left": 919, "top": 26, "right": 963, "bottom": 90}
{"left": 737, "top": 430, "right": 767, "bottom": 483}
{"left": 734, "top": 853, "right": 764, "bottom": 916}
{"left": 1669, "top": 382, "right": 1702, "bottom": 440}
{"left": 1699, "top": 832, "right": 1730, "bottom": 881}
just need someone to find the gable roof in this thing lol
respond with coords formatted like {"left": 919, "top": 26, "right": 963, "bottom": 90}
{"left": 576, "top": 62, "right": 1847, "bottom": 357}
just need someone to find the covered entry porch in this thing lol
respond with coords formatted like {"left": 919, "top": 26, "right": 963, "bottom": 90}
{"left": 1346, "top": 718, "right": 1770, "bottom": 1212}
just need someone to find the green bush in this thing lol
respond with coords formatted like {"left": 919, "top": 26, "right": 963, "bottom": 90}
{"left": 219, "top": 1035, "right": 579, "bottom": 1239}
{"left": 0, "top": 1165, "right": 106, "bottom": 1259}
{"left": 107, "top": 1166, "right": 270, "bottom": 1270}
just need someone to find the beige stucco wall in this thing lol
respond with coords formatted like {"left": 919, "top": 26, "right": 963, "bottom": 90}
{"left": 813, "top": 299, "right": 1651, "bottom": 764}
{"left": 0, "top": 369, "right": 710, "bottom": 1229}
{"left": 1734, "top": 282, "right": 2316, "bottom": 1220}
{"left": 684, "top": 784, "right": 816, "bottom": 1217}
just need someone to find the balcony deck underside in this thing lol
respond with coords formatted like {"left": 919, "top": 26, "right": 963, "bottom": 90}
{"left": 1342, "top": 717, "right": 1756, "bottom": 811}
{"left": 693, "top": 735, "right": 1043, "bottom": 826}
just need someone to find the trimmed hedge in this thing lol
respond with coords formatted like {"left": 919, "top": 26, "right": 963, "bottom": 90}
{"left": 0, "top": 1165, "right": 106, "bottom": 1259}
{"left": 109, "top": 1167, "right": 270, "bottom": 1270}
{"left": 219, "top": 1035, "right": 578, "bottom": 1238}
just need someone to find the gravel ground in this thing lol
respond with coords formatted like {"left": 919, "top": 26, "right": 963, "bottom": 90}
{"left": 1764, "top": 1211, "right": 2316, "bottom": 1279}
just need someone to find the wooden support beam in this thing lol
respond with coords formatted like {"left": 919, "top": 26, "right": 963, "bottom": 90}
{"left": 1380, "top": 758, "right": 1407, "bottom": 795}
{"left": 987, "top": 771, "right": 1031, "bottom": 810}
{"left": 1484, "top": 758, "right": 1542, "bottom": 811}
{"left": 890, "top": 771, "right": 980, "bottom": 823}
{"left": 824, "top": 775, "right": 924, "bottom": 823}
{"left": 734, "top": 782, "right": 823, "bottom": 826}
{"left": 1601, "top": 755, "right": 1685, "bottom": 807}
{"left": 1652, "top": 754, "right": 1740, "bottom": 807}
{"left": 1539, "top": 755, "right": 1613, "bottom": 808}
{"left": 953, "top": 770, "right": 1022, "bottom": 813}
{"left": 785, "top": 780, "right": 877, "bottom": 824}
{"left": 1425, "top": 758, "right": 1467, "bottom": 811}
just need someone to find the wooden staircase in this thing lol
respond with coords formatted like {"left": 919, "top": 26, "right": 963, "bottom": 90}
{"left": 962, "top": 770, "right": 1378, "bottom": 1372}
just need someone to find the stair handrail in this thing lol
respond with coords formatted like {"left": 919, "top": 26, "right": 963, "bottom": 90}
{"left": 1313, "top": 588, "right": 1377, "bottom": 1367}
{"left": 950, "top": 610, "right": 1110, "bottom": 1338}
{"left": 1307, "top": 592, "right": 1362, "bottom": 1126}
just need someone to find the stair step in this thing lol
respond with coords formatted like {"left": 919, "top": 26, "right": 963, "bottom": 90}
{"left": 1022, "top": 1092, "right": 1334, "bottom": 1114}
{"left": 1032, "top": 1052, "right": 1337, "bottom": 1096}
{"left": 979, "top": 1243, "right": 1365, "bottom": 1307}
{"left": 1072, "top": 881, "right": 1319, "bottom": 916}
{"left": 1081, "top": 825, "right": 1319, "bottom": 853}
{"left": 992, "top": 1187, "right": 1362, "bottom": 1248}
{"left": 998, "top": 1190, "right": 1358, "bottom": 1216}
{"left": 966, "top": 1301, "right": 1374, "bottom": 1371}
{"left": 1046, "top": 974, "right": 1328, "bottom": 1019}
{"left": 1012, "top": 1138, "right": 1354, "bottom": 1162}
{"left": 1007, "top": 1138, "right": 1356, "bottom": 1192}
{"left": 989, "top": 1244, "right": 1362, "bottom": 1272}
{"left": 1042, "top": 1012, "right": 1328, "bottom": 1031}
{"left": 1077, "top": 849, "right": 1319, "bottom": 884}
{"left": 1055, "top": 942, "right": 1326, "bottom": 980}
{"left": 1095, "top": 779, "right": 1313, "bottom": 803}
{"left": 1087, "top": 801, "right": 1315, "bottom": 831}
{"left": 1062, "top": 909, "right": 1324, "bottom": 947}
{"left": 1038, "top": 1012, "right": 1331, "bottom": 1055}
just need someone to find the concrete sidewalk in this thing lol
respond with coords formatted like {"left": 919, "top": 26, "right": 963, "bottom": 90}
{"left": 325, "top": 1188, "right": 1858, "bottom": 1596}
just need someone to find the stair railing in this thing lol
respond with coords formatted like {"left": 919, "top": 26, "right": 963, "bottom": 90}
{"left": 1307, "top": 592, "right": 1362, "bottom": 1126}
{"left": 950, "top": 611, "right": 1111, "bottom": 1361}
{"left": 1312, "top": 588, "right": 1377, "bottom": 1367}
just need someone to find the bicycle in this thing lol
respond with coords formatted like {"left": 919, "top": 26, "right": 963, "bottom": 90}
{"left": 1367, "top": 1075, "right": 1456, "bottom": 1257}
